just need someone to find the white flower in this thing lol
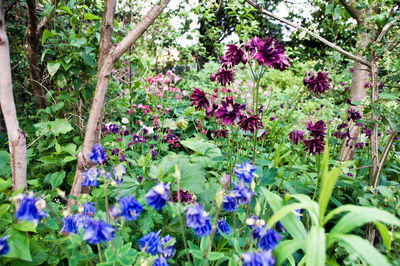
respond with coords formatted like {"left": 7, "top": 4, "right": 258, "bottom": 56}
{"left": 121, "top": 117, "right": 129, "bottom": 124}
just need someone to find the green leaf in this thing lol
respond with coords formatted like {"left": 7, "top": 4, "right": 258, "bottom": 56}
{"left": 325, "top": 4, "right": 334, "bottom": 15}
{"left": 189, "top": 249, "right": 204, "bottom": 259}
{"left": 0, "top": 150, "right": 11, "bottom": 177}
{"left": 261, "top": 188, "right": 307, "bottom": 239}
{"left": 34, "top": 119, "right": 73, "bottom": 136}
{"left": 374, "top": 222, "right": 391, "bottom": 255}
{"left": 200, "top": 235, "right": 208, "bottom": 251}
{"left": 70, "top": 37, "right": 87, "bottom": 48}
{"left": 379, "top": 92, "right": 399, "bottom": 100}
{"left": 318, "top": 167, "right": 340, "bottom": 224}
{"left": 47, "top": 61, "right": 61, "bottom": 76}
{"left": 13, "top": 220, "right": 37, "bottom": 232}
{"left": 84, "top": 13, "right": 102, "bottom": 20}
{"left": 59, "top": 5, "right": 73, "bottom": 15}
{"left": 290, "top": 194, "right": 319, "bottom": 226}
{"left": 41, "top": 29, "right": 55, "bottom": 45}
{"left": 333, "top": 6, "right": 341, "bottom": 19}
{"left": 306, "top": 227, "right": 325, "bottom": 266}
{"left": 49, "top": 171, "right": 66, "bottom": 189}
{"left": 207, "top": 252, "right": 224, "bottom": 261}
{"left": 333, "top": 234, "right": 390, "bottom": 266}
{"left": 181, "top": 139, "right": 222, "bottom": 158}
{"left": 4, "top": 228, "right": 32, "bottom": 261}
{"left": 274, "top": 239, "right": 306, "bottom": 265}
{"left": 0, "top": 204, "right": 10, "bottom": 217}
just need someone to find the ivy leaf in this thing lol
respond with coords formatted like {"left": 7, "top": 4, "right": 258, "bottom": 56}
{"left": 41, "top": 29, "right": 55, "bottom": 45}
{"left": 47, "top": 61, "right": 61, "bottom": 76}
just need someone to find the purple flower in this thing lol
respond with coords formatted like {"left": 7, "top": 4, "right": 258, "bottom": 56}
{"left": 108, "top": 205, "right": 121, "bottom": 220}
{"left": 160, "top": 235, "right": 175, "bottom": 259}
{"left": 245, "top": 36, "right": 263, "bottom": 56}
{"left": 362, "top": 127, "right": 371, "bottom": 137}
{"left": 132, "top": 134, "right": 144, "bottom": 144}
{"left": 304, "top": 138, "right": 325, "bottom": 155}
{"left": 82, "top": 202, "right": 96, "bottom": 216}
{"left": 347, "top": 109, "right": 362, "bottom": 122}
{"left": 206, "top": 103, "right": 219, "bottom": 118}
{"left": 211, "top": 129, "right": 228, "bottom": 139}
{"left": 224, "top": 44, "right": 247, "bottom": 66}
{"left": 185, "top": 204, "right": 208, "bottom": 229}
{"left": 0, "top": 236, "right": 10, "bottom": 256}
{"left": 88, "top": 144, "right": 106, "bottom": 164}
{"left": 138, "top": 232, "right": 163, "bottom": 256}
{"left": 217, "top": 218, "right": 230, "bottom": 236}
{"left": 258, "top": 228, "right": 281, "bottom": 251}
{"left": 61, "top": 215, "right": 77, "bottom": 234}
{"left": 242, "top": 250, "right": 275, "bottom": 266}
{"left": 253, "top": 37, "right": 290, "bottom": 70}
{"left": 15, "top": 194, "right": 47, "bottom": 226}
{"left": 215, "top": 97, "right": 244, "bottom": 125}
{"left": 222, "top": 196, "right": 237, "bottom": 212}
{"left": 239, "top": 114, "right": 263, "bottom": 133}
{"left": 190, "top": 88, "right": 210, "bottom": 110}
{"left": 234, "top": 161, "right": 257, "bottom": 184}
{"left": 193, "top": 217, "right": 212, "bottom": 237}
{"left": 173, "top": 189, "right": 193, "bottom": 203}
{"left": 119, "top": 195, "right": 143, "bottom": 221}
{"left": 83, "top": 219, "right": 115, "bottom": 244}
{"left": 153, "top": 256, "right": 168, "bottom": 266}
{"left": 337, "top": 123, "right": 348, "bottom": 130}
{"left": 82, "top": 168, "right": 100, "bottom": 187}
{"left": 113, "top": 164, "right": 126, "bottom": 184}
{"left": 146, "top": 183, "right": 169, "bottom": 210}
{"left": 231, "top": 184, "right": 253, "bottom": 205}
{"left": 304, "top": 72, "right": 332, "bottom": 95}
{"left": 355, "top": 142, "right": 366, "bottom": 149}
{"left": 111, "top": 148, "right": 119, "bottom": 156}
{"left": 288, "top": 130, "right": 304, "bottom": 145}
{"left": 306, "top": 120, "right": 326, "bottom": 140}
{"left": 213, "top": 68, "right": 235, "bottom": 87}
{"left": 109, "top": 124, "right": 120, "bottom": 133}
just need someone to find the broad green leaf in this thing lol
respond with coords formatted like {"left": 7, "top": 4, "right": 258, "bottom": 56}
{"left": 274, "top": 239, "right": 306, "bottom": 265}
{"left": 181, "top": 139, "right": 221, "bottom": 158}
{"left": 266, "top": 202, "right": 308, "bottom": 230}
{"left": 0, "top": 150, "right": 11, "bottom": 177}
{"left": 47, "top": 61, "right": 61, "bottom": 76}
{"left": 207, "top": 252, "right": 224, "bottom": 261}
{"left": 49, "top": 171, "right": 66, "bottom": 189}
{"left": 59, "top": 5, "right": 73, "bottom": 15}
{"left": 13, "top": 220, "right": 37, "bottom": 232}
{"left": 41, "top": 29, "right": 55, "bottom": 45}
{"left": 70, "top": 37, "right": 87, "bottom": 48}
{"left": 34, "top": 119, "right": 73, "bottom": 136}
{"left": 189, "top": 249, "right": 203, "bottom": 259}
{"left": 0, "top": 204, "right": 10, "bottom": 217}
{"left": 333, "top": 6, "right": 341, "bottom": 19}
{"left": 84, "top": 13, "right": 102, "bottom": 20}
{"left": 318, "top": 167, "right": 340, "bottom": 224}
{"left": 333, "top": 234, "right": 390, "bottom": 266}
{"left": 4, "top": 227, "right": 32, "bottom": 261}
{"left": 374, "top": 222, "right": 391, "bottom": 255}
{"left": 261, "top": 188, "right": 307, "bottom": 239}
{"left": 306, "top": 227, "right": 325, "bottom": 266}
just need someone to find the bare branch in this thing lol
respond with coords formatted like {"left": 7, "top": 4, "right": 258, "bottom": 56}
{"left": 112, "top": 0, "right": 170, "bottom": 61}
{"left": 375, "top": 18, "right": 399, "bottom": 44}
{"left": 244, "top": 0, "right": 371, "bottom": 68}
{"left": 339, "top": 0, "right": 362, "bottom": 24}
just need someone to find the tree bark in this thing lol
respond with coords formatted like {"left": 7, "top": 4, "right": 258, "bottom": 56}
{"left": 67, "top": 0, "right": 170, "bottom": 209}
{"left": 0, "top": 2, "right": 27, "bottom": 192}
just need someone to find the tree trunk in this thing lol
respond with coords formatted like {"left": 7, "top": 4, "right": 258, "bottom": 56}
{"left": 67, "top": 0, "right": 170, "bottom": 209}
{"left": 0, "top": 2, "right": 27, "bottom": 192}
{"left": 26, "top": 0, "right": 47, "bottom": 109}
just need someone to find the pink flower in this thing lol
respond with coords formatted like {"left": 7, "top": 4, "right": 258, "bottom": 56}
{"left": 128, "top": 109, "right": 133, "bottom": 114}
{"left": 201, "top": 129, "right": 206, "bottom": 135}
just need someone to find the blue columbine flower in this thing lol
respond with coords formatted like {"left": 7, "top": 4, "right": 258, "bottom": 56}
{"left": 222, "top": 196, "right": 236, "bottom": 212}
{"left": 185, "top": 204, "right": 208, "bottom": 228}
{"left": 83, "top": 219, "right": 115, "bottom": 244}
{"left": 137, "top": 232, "right": 163, "bottom": 256}
{"left": 88, "top": 144, "right": 106, "bottom": 164}
{"left": 74, "top": 214, "right": 90, "bottom": 230}
{"left": 258, "top": 228, "right": 281, "bottom": 251}
{"left": 113, "top": 164, "right": 126, "bottom": 184}
{"left": 15, "top": 194, "right": 47, "bottom": 226}
{"left": 217, "top": 218, "right": 230, "bottom": 236}
{"left": 108, "top": 205, "right": 121, "bottom": 220}
{"left": 119, "top": 195, "right": 143, "bottom": 221}
{"left": 82, "top": 168, "right": 100, "bottom": 187}
{"left": 0, "top": 236, "right": 10, "bottom": 256}
{"left": 145, "top": 183, "right": 169, "bottom": 210}
{"left": 231, "top": 184, "right": 253, "bottom": 205}
{"left": 234, "top": 161, "right": 257, "bottom": 184}
{"left": 82, "top": 202, "right": 96, "bottom": 216}
{"left": 153, "top": 256, "right": 168, "bottom": 266}
{"left": 61, "top": 215, "right": 77, "bottom": 234}
{"left": 242, "top": 250, "right": 275, "bottom": 266}
{"left": 193, "top": 217, "right": 212, "bottom": 237}
{"left": 253, "top": 224, "right": 266, "bottom": 240}
{"left": 160, "top": 235, "right": 175, "bottom": 259}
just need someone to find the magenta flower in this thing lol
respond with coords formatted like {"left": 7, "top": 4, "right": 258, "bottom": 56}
{"left": 253, "top": 37, "right": 290, "bottom": 70}
{"left": 215, "top": 97, "right": 244, "bottom": 125}
{"left": 303, "top": 72, "right": 332, "bottom": 95}
{"left": 288, "top": 130, "right": 304, "bottom": 145}
{"left": 245, "top": 36, "right": 263, "bottom": 57}
{"left": 224, "top": 44, "right": 247, "bottom": 67}
{"left": 239, "top": 114, "right": 263, "bottom": 133}
{"left": 306, "top": 120, "right": 326, "bottom": 140}
{"left": 190, "top": 88, "right": 210, "bottom": 110}
{"left": 211, "top": 129, "right": 228, "bottom": 139}
{"left": 347, "top": 109, "right": 362, "bottom": 122}
{"left": 212, "top": 68, "right": 235, "bottom": 87}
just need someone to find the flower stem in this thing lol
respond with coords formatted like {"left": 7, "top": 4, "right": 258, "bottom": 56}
{"left": 203, "top": 207, "right": 221, "bottom": 265}
{"left": 97, "top": 244, "right": 103, "bottom": 263}
{"left": 177, "top": 180, "right": 192, "bottom": 265}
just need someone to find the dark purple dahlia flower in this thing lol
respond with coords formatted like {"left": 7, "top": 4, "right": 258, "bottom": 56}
{"left": 288, "top": 130, "right": 305, "bottom": 145}
{"left": 224, "top": 44, "right": 247, "bottom": 66}
{"left": 347, "top": 109, "right": 362, "bottom": 122}
{"left": 306, "top": 120, "right": 326, "bottom": 140}
{"left": 215, "top": 97, "right": 244, "bottom": 125}
{"left": 253, "top": 37, "right": 290, "bottom": 70}
{"left": 304, "top": 137, "right": 325, "bottom": 155}
{"left": 211, "top": 129, "right": 228, "bottom": 139}
{"left": 238, "top": 114, "right": 263, "bottom": 133}
{"left": 245, "top": 36, "right": 263, "bottom": 57}
{"left": 303, "top": 71, "right": 332, "bottom": 95}
{"left": 190, "top": 88, "right": 210, "bottom": 110}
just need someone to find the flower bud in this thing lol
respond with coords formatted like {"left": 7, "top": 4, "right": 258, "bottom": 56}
{"left": 215, "top": 190, "right": 224, "bottom": 207}
{"left": 254, "top": 199, "right": 261, "bottom": 216}
{"left": 246, "top": 217, "right": 255, "bottom": 226}
{"left": 210, "top": 73, "right": 216, "bottom": 82}
{"left": 35, "top": 199, "right": 46, "bottom": 210}
{"left": 172, "top": 165, "right": 181, "bottom": 181}
{"left": 220, "top": 173, "right": 230, "bottom": 188}
{"left": 176, "top": 119, "right": 188, "bottom": 130}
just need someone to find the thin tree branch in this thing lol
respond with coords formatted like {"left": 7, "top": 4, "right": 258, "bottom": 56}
{"left": 375, "top": 18, "right": 399, "bottom": 44}
{"left": 244, "top": 0, "right": 371, "bottom": 68}
{"left": 338, "top": 0, "right": 362, "bottom": 24}
{"left": 37, "top": 0, "right": 61, "bottom": 36}
{"left": 112, "top": 0, "right": 170, "bottom": 61}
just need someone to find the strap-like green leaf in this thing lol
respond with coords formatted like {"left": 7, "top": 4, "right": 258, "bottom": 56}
{"left": 318, "top": 167, "right": 340, "bottom": 224}
{"left": 274, "top": 239, "right": 306, "bottom": 265}
{"left": 306, "top": 226, "right": 326, "bottom": 266}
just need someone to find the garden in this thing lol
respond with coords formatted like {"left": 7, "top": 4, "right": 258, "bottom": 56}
{"left": 0, "top": 0, "right": 399, "bottom": 265}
